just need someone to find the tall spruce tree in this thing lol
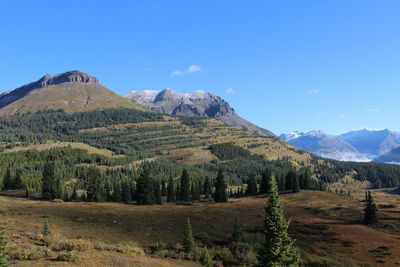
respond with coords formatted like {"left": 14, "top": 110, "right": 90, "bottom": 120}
{"left": 86, "top": 167, "right": 104, "bottom": 202}
{"left": 182, "top": 218, "right": 196, "bottom": 253}
{"left": 136, "top": 165, "right": 154, "bottom": 205}
{"left": 179, "top": 170, "right": 191, "bottom": 202}
{"left": 42, "top": 217, "right": 51, "bottom": 236}
{"left": 363, "top": 191, "right": 378, "bottom": 224}
{"left": 246, "top": 176, "right": 258, "bottom": 195}
{"left": 167, "top": 176, "right": 175, "bottom": 202}
{"left": 122, "top": 182, "right": 132, "bottom": 203}
{"left": 259, "top": 169, "right": 271, "bottom": 194}
{"left": 213, "top": 169, "right": 228, "bottom": 203}
{"left": 161, "top": 180, "right": 167, "bottom": 197}
{"left": 42, "top": 161, "right": 56, "bottom": 200}
{"left": 0, "top": 225, "right": 8, "bottom": 267}
{"left": 292, "top": 174, "right": 300, "bottom": 193}
{"left": 112, "top": 182, "right": 122, "bottom": 202}
{"left": 155, "top": 181, "right": 163, "bottom": 205}
{"left": 257, "top": 176, "right": 300, "bottom": 267}
{"left": 285, "top": 170, "right": 297, "bottom": 191}
{"left": 203, "top": 176, "right": 212, "bottom": 199}
{"left": 2, "top": 168, "right": 12, "bottom": 190}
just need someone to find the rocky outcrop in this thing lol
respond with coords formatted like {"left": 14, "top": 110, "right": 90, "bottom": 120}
{"left": 126, "top": 89, "right": 276, "bottom": 137}
{"left": 0, "top": 70, "right": 98, "bottom": 108}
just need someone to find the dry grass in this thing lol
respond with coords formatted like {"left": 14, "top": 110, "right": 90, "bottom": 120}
{"left": 0, "top": 190, "right": 399, "bottom": 266}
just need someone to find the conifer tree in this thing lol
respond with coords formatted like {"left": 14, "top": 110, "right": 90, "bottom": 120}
{"left": 161, "top": 180, "right": 167, "bottom": 197}
{"left": 176, "top": 183, "right": 180, "bottom": 202}
{"left": 42, "top": 161, "right": 56, "bottom": 200}
{"left": 285, "top": 170, "right": 296, "bottom": 191}
{"left": 2, "top": 168, "right": 12, "bottom": 190}
{"left": 213, "top": 169, "right": 228, "bottom": 203}
{"left": 86, "top": 167, "right": 103, "bottom": 202}
{"left": 292, "top": 174, "right": 300, "bottom": 193}
{"left": 104, "top": 182, "right": 111, "bottom": 202}
{"left": 71, "top": 185, "right": 78, "bottom": 201}
{"left": 246, "top": 176, "right": 258, "bottom": 195}
{"left": 112, "top": 182, "right": 122, "bottom": 202}
{"left": 257, "top": 176, "right": 300, "bottom": 267}
{"left": 13, "top": 169, "right": 23, "bottom": 190}
{"left": 155, "top": 181, "right": 163, "bottom": 205}
{"left": 0, "top": 225, "right": 8, "bottom": 267}
{"left": 42, "top": 217, "right": 51, "bottom": 236}
{"left": 122, "top": 182, "right": 132, "bottom": 203}
{"left": 136, "top": 165, "right": 154, "bottom": 205}
{"left": 200, "top": 246, "right": 213, "bottom": 267}
{"left": 182, "top": 218, "right": 196, "bottom": 253}
{"left": 179, "top": 170, "right": 191, "bottom": 202}
{"left": 167, "top": 176, "right": 175, "bottom": 202}
{"left": 259, "top": 169, "right": 271, "bottom": 194}
{"left": 363, "top": 191, "right": 378, "bottom": 224}
{"left": 203, "top": 177, "right": 212, "bottom": 199}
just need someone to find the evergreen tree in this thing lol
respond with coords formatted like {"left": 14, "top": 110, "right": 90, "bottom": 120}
{"left": 42, "top": 162, "right": 56, "bottom": 200}
{"left": 155, "top": 181, "right": 163, "bottom": 205}
{"left": 285, "top": 170, "right": 297, "bottom": 191}
{"left": 104, "top": 182, "right": 111, "bottom": 202}
{"left": 259, "top": 169, "right": 271, "bottom": 194}
{"left": 257, "top": 176, "right": 300, "bottom": 267}
{"left": 122, "top": 182, "right": 132, "bottom": 203}
{"left": 246, "top": 176, "right": 258, "bottom": 195}
{"left": 176, "top": 183, "right": 180, "bottom": 202}
{"left": 112, "top": 182, "right": 122, "bottom": 202}
{"left": 203, "top": 176, "right": 212, "bottom": 199}
{"left": 179, "top": 170, "right": 191, "bottom": 202}
{"left": 2, "top": 168, "right": 12, "bottom": 190}
{"left": 86, "top": 167, "right": 104, "bottom": 202}
{"left": 213, "top": 169, "right": 228, "bottom": 203}
{"left": 136, "top": 165, "right": 154, "bottom": 205}
{"left": 182, "top": 218, "right": 196, "bottom": 253}
{"left": 0, "top": 225, "right": 8, "bottom": 267}
{"left": 167, "top": 176, "right": 175, "bottom": 202}
{"left": 71, "top": 185, "right": 78, "bottom": 201}
{"left": 42, "top": 217, "right": 51, "bottom": 236}
{"left": 292, "top": 174, "right": 300, "bottom": 193}
{"left": 363, "top": 191, "right": 378, "bottom": 224}
{"left": 161, "top": 180, "right": 167, "bottom": 197}
{"left": 13, "top": 169, "right": 23, "bottom": 190}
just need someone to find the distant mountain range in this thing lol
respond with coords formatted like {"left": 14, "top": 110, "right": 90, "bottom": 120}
{"left": 280, "top": 129, "right": 400, "bottom": 163}
{"left": 125, "top": 89, "right": 275, "bottom": 137}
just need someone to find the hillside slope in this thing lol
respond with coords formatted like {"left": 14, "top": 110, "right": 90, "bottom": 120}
{"left": 0, "top": 71, "right": 140, "bottom": 115}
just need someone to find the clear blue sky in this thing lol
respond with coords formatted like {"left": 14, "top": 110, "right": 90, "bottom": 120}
{"left": 1, "top": 0, "right": 399, "bottom": 135}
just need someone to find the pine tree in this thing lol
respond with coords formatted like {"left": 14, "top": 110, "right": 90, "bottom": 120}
{"left": 246, "top": 176, "right": 258, "bottom": 195}
{"left": 136, "top": 165, "right": 154, "bottom": 205}
{"left": 176, "top": 183, "right": 180, "bottom": 202}
{"left": 86, "top": 167, "right": 103, "bottom": 202}
{"left": 285, "top": 170, "right": 296, "bottom": 191}
{"left": 2, "top": 168, "right": 12, "bottom": 190}
{"left": 161, "top": 180, "right": 167, "bottom": 197}
{"left": 13, "top": 169, "right": 23, "bottom": 190}
{"left": 167, "top": 176, "right": 175, "bottom": 202}
{"left": 182, "top": 218, "right": 196, "bottom": 253}
{"left": 179, "top": 170, "right": 191, "bottom": 202}
{"left": 155, "top": 181, "right": 163, "bottom": 205}
{"left": 42, "top": 217, "right": 51, "bottom": 236}
{"left": 104, "top": 182, "right": 111, "bottom": 202}
{"left": 259, "top": 169, "right": 271, "bottom": 194}
{"left": 257, "top": 176, "right": 300, "bottom": 267}
{"left": 42, "top": 162, "right": 56, "bottom": 200}
{"left": 292, "top": 174, "right": 300, "bottom": 193}
{"left": 213, "top": 169, "right": 228, "bottom": 203}
{"left": 122, "top": 182, "right": 132, "bottom": 203}
{"left": 203, "top": 177, "right": 212, "bottom": 199}
{"left": 112, "top": 182, "right": 122, "bottom": 202}
{"left": 0, "top": 225, "right": 8, "bottom": 267}
{"left": 363, "top": 191, "right": 378, "bottom": 224}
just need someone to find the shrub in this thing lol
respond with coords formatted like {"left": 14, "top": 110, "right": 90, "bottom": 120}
{"left": 56, "top": 251, "right": 78, "bottom": 262}
{"left": 115, "top": 241, "right": 144, "bottom": 255}
{"left": 50, "top": 238, "right": 92, "bottom": 252}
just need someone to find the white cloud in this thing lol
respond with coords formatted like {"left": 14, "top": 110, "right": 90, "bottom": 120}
{"left": 306, "top": 89, "right": 319, "bottom": 94}
{"left": 171, "top": 65, "right": 202, "bottom": 76}
{"left": 364, "top": 108, "right": 380, "bottom": 112}
{"left": 225, "top": 88, "right": 234, "bottom": 94}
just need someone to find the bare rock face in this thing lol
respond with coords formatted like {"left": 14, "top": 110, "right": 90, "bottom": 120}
{"left": 0, "top": 70, "right": 98, "bottom": 108}
{"left": 126, "top": 89, "right": 276, "bottom": 137}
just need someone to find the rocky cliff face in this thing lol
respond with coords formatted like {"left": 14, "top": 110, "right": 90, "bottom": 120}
{"left": 0, "top": 70, "right": 99, "bottom": 108}
{"left": 126, "top": 89, "right": 276, "bottom": 137}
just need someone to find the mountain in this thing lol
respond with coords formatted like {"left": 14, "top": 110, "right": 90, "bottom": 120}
{"left": 338, "top": 129, "right": 400, "bottom": 157}
{"left": 280, "top": 130, "right": 366, "bottom": 161}
{"left": 281, "top": 128, "right": 400, "bottom": 162}
{"left": 0, "top": 70, "right": 140, "bottom": 115}
{"left": 374, "top": 147, "right": 400, "bottom": 164}
{"left": 125, "top": 89, "right": 275, "bottom": 137}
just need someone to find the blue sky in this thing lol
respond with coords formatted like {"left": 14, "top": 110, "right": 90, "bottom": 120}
{"left": 1, "top": 0, "right": 399, "bottom": 135}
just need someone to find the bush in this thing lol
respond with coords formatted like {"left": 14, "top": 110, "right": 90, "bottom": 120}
{"left": 50, "top": 238, "right": 92, "bottom": 252}
{"left": 115, "top": 241, "right": 144, "bottom": 255}
{"left": 56, "top": 251, "right": 78, "bottom": 262}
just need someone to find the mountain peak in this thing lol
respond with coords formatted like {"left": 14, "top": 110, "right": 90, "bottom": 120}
{"left": 38, "top": 70, "right": 99, "bottom": 87}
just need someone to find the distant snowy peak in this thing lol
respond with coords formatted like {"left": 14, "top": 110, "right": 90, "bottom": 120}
{"left": 126, "top": 90, "right": 160, "bottom": 105}
{"left": 279, "top": 131, "right": 305, "bottom": 141}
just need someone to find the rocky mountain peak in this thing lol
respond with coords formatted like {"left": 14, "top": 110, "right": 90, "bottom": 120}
{"left": 38, "top": 70, "right": 99, "bottom": 87}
